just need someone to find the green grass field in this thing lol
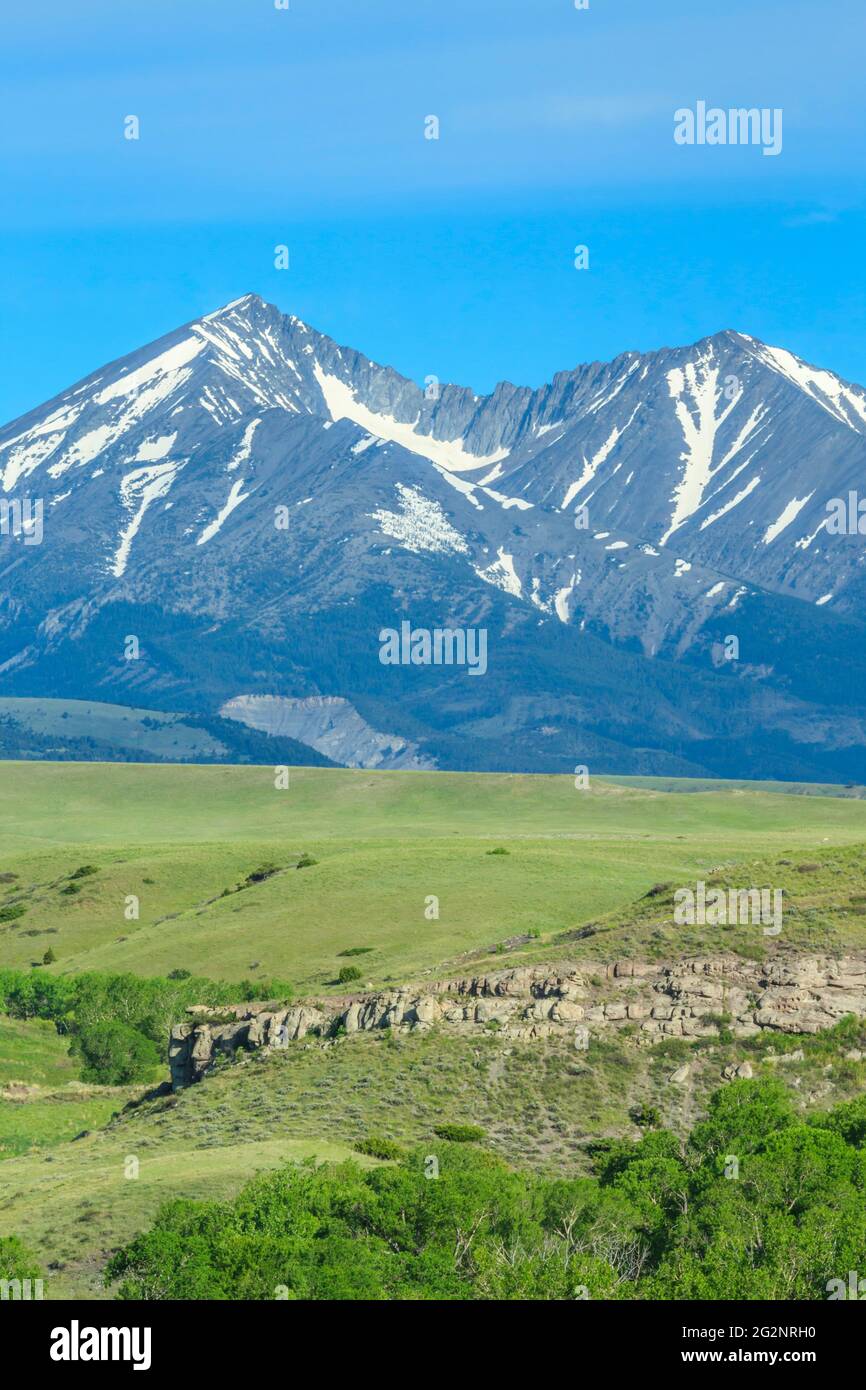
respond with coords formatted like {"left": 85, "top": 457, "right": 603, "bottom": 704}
{"left": 3, "top": 762, "right": 866, "bottom": 986}
{"left": 3, "top": 1011, "right": 866, "bottom": 1298}
{"left": 0, "top": 1016, "right": 135, "bottom": 1160}
{"left": 3, "top": 760, "right": 866, "bottom": 1298}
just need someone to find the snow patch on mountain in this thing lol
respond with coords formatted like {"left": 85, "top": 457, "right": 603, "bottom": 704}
{"left": 554, "top": 571, "right": 581, "bottom": 622}
{"left": 433, "top": 464, "right": 484, "bottom": 511}
{"left": 561, "top": 409, "right": 638, "bottom": 510}
{"left": 197, "top": 478, "right": 252, "bottom": 545}
{"left": 699, "top": 475, "right": 761, "bottom": 530}
{"left": 795, "top": 516, "right": 829, "bottom": 551}
{"left": 530, "top": 576, "right": 552, "bottom": 613}
{"left": 762, "top": 492, "right": 815, "bottom": 545}
{"left": 351, "top": 434, "right": 378, "bottom": 455}
{"left": 716, "top": 404, "right": 770, "bottom": 470}
{"left": 748, "top": 341, "right": 866, "bottom": 434}
{"left": 111, "top": 462, "right": 182, "bottom": 577}
{"left": 481, "top": 486, "right": 533, "bottom": 511}
{"left": 134, "top": 434, "right": 177, "bottom": 462}
{"left": 1, "top": 431, "right": 66, "bottom": 491}
{"left": 370, "top": 484, "right": 469, "bottom": 555}
{"left": 49, "top": 352, "right": 197, "bottom": 479}
{"left": 313, "top": 363, "right": 508, "bottom": 474}
{"left": 0, "top": 403, "right": 83, "bottom": 468}
{"left": 227, "top": 419, "right": 260, "bottom": 471}
{"left": 661, "top": 355, "right": 737, "bottom": 544}
{"left": 94, "top": 337, "right": 203, "bottom": 404}
{"left": 475, "top": 547, "right": 522, "bottom": 598}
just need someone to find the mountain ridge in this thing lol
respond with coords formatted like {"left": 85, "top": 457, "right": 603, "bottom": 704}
{"left": 2, "top": 295, "right": 865, "bottom": 780}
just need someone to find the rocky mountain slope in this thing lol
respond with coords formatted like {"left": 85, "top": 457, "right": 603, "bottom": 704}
{"left": 2, "top": 294, "right": 865, "bottom": 778}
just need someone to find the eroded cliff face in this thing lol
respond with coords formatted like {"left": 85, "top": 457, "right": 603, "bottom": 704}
{"left": 168, "top": 952, "right": 866, "bottom": 1089}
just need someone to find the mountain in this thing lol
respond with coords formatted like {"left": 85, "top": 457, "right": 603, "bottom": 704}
{"left": 2, "top": 292, "right": 866, "bottom": 779}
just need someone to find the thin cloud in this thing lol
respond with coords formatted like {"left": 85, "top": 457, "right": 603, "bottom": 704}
{"left": 783, "top": 209, "right": 839, "bottom": 228}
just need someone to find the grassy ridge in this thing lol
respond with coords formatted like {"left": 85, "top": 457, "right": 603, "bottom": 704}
{"left": 5, "top": 761, "right": 866, "bottom": 849}
{"left": 3, "top": 763, "right": 866, "bottom": 984}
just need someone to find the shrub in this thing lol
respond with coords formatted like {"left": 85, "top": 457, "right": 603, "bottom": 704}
{"left": 338, "top": 947, "right": 374, "bottom": 957}
{"left": 0, "top": 904, "right": 26, "bottom": 922}
{"left": 0, "top": 969, "right": 73, "bottom": 1020}
{"left": 0, "top": 968, "right": 292, "bottom": 1046}
{"left": 69, "top": 1020, "right": 162, "bottom": 1085}
{"left": 106, "top": 1078, "right": 866, "bottom": 1303}
{"left": 0, "top": 1235, "right": 41, "bottom": 1284}
{"left": 629, "top": 1103, "right": 661, "bottom": 1128}
{"left": 296, "top": 853, "right": 318, "bottom": 869}
{"left": 70, "top": 865, "right": 99, "bottom": 879}
{"left": 433, "top": 1123, "right": 485, "bottom": 1143}
{"left": 244, "top": 864, "right": 279, "bottom": 885}
{"left": 704, "top": 1013, "right": 735, "bottom": 1044}
{"left": 60, "top": 883, "right": 81, "bottom": 896}
{"left": 353, "top": 1135, "right": 406, "bottom": 1161}
{"left": 486, "top": 847, "right": 509, "bottom": 856}
{"left": 643, "top": 883, "right": 672, "bottom": 899}
{"left": 42, "top": 948, "right": 57, "bottom": 965}
{"left": 338, "top": 966, "right": 363, "bottom": 985}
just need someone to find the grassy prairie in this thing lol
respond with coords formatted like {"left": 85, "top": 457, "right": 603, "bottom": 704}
{"left": 2, "top": 762, "right": 866, "bottom": 985}
{"left": 0, "top": 1121, "right": 367, "bottom": 1298}
{"left": 0, "top": 1016, "right": 132, "bottom": 1159}
{"left": 2, "top": 761, "right": 866, "bottom": 1298}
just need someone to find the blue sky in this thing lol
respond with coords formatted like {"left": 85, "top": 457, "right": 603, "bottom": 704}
{"left": 2, "top": 0, "right": 865, "bottom": 422}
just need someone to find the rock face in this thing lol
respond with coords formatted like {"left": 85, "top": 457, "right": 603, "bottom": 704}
{"left": 219, "top": 694, "right": 434, "bottom": 771}
{"left": 167, "top": 952, "right": 866, "bottom": 1089}
{"left": 5, "top": 293, "right": 866, "bottom": 782}
{"left": 169, "top": 1003, "right": 327, "bottom": 1088}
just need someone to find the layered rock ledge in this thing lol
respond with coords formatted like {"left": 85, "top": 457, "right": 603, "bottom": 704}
{"left": 169, "top": 952, "right": 866, "bottom": 1089}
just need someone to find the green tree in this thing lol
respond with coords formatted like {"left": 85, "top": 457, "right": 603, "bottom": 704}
{"left": 70, "top": 1020, "right": 162, "bottom": 1085}
{"left": 0, "top": 1235, "right": 42, "bottom": 1284}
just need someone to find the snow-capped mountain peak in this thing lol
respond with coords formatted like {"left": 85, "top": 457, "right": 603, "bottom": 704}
{"left": 2, "top": 298, "right": 866, "bottom": 783}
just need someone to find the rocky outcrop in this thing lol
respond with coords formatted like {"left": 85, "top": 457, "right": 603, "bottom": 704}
{"left": 219, "top": 694, "right": 435, "bottom": 771}
{"left": 169, "top": 1003, "right": 328, "bottom": 1087}
{"left": 168, "top": 952, "right": 866, "bottom": 1088}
